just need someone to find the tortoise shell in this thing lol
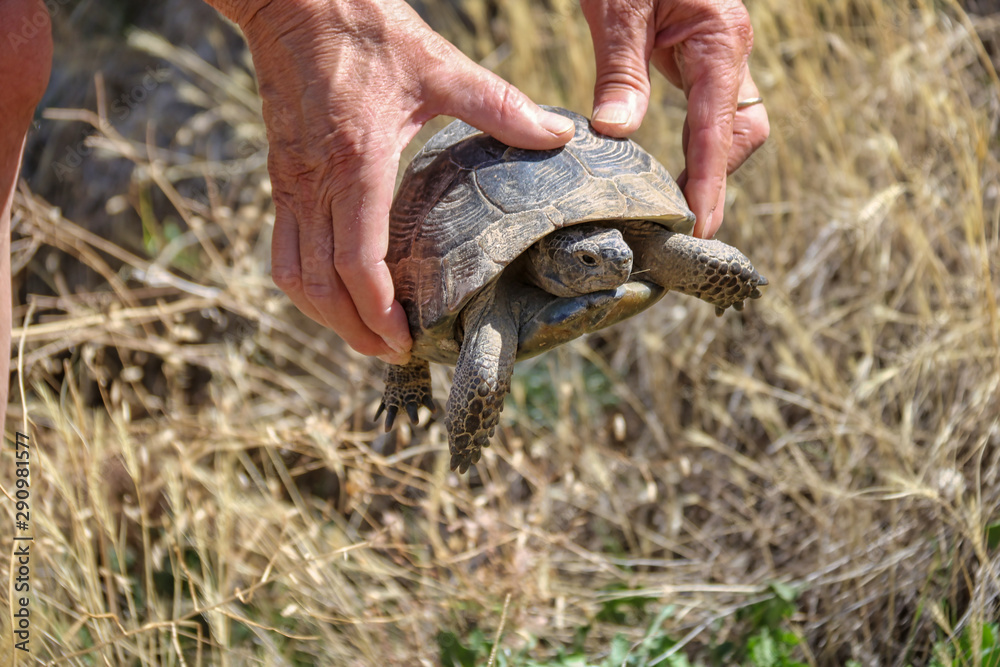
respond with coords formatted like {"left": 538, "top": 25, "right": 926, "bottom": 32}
{"left": 387, "top": 107, "right": 694, "bottom": 363}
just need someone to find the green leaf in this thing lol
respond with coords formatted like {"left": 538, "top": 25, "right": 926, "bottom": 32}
{"left": 769, "top": 581, "right": 799, "bottom": 604}
{"left": 644, "top": 605, "right": 676, "bottom": 638}
{"left": 595, "top": 585, "right": 658, "bottom": 624}
{"left": 986, "top": 522, "right": 1000, "bottom": 551}
{"left": 571, "top": 624, "right": 592, "bottom": 654}
{"left": 983, "top": 621, "right": 998, "bottom": 650}
{"left": 748, "top": 629, "right": 778, "bottom": 667}
{"left": 438, "top": 631, "right": 481, "bottom": 667}
{"left": 607, "top": 633, "right": 631, "bottom": 666}
{"left": 777, "top": 630, "right": 801, "bottom": 647}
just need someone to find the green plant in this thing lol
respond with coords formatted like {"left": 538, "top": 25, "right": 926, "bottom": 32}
{"left": 929, "top": 622, "right": 1000, "bottom": 667}
{"left": 711, "top": 583, "right": 807, "bottom": 667}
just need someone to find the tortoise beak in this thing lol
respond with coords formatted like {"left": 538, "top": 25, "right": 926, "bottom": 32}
{"left": 606, "top": 248, "right": 633, "bottom": 281}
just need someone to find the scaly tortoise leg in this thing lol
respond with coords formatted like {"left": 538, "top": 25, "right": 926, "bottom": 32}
{"left": 446, "top": 285, "right": 517, "bottom": 473}
{"left": 620, "top": 221, "right": 768, "bottom": 315}
{"left": 376, "top": 358, "right": 434, "bottom": 430}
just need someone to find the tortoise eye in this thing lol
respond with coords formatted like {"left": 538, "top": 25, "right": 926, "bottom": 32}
{"left": 578, "top": 252, "right": 599, "bottom": 266}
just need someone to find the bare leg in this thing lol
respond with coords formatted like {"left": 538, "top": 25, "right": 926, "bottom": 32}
{"left": 1, "top": 0, "right": 52, "bottom": 435}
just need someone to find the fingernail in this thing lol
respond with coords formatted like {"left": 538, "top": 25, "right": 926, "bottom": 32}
{"left": 540, "top": 112, "right": 575, "bottom": 137}
{"left": 377, "top": 347, "right": 410, "bottom": 365}
{"left": 593, "top": 101, "right": 632, "bottom": 126}
{"left": 383, "top": 336, "right": 409, "bottom": 355}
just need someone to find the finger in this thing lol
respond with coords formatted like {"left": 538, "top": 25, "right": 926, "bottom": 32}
{"left": 657, "top": 51, "right": 746, "bottom": 238}
{"left": 270, "top": 200, "right": 314, "bottom": 319}
{"left": 427, "top": 43, "right": 575, "bottom": 148}
{"left": 581, "top": 0, "right": 654, "bottom": 136}
{"left": 271, "top": 189, "right": 407, "bottom": 363}
{"left": 674, "top": 115, "right": 724, "bottom": 240}
{"left": 678, "top": 77, "right": 736, "bottom": 238}
{"left": 708, "top": 179, "right": 726, "bottom": 237}
{"left": 324, "top": 144, "right": 413, "bottom": 361}
{"left": 650, "top": 1, "right": 753, "bottom": 238}
{"left": 728, "top": 67, "right": 769, "bottom": 174}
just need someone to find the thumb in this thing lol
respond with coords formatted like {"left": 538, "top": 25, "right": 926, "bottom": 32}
{"left": 582, "top": 0, "right": 654, "bottom": 136}
{"left": 428, "top": 46, "right": 575, "bottom": 149}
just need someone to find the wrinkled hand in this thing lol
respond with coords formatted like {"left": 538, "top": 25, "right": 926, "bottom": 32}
{"left": 581, "top": 0, "right": 770, "bottom": 238}
{"left": 221, "top": 0, "right": 575, "bottom": 363}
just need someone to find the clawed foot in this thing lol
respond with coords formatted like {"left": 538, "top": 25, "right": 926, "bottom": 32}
{"left": 448, "top": 420, "right": 498, "bottom": 474}
{"left": 447, "top": 397, "right": 504, "bottom": 473}
{"left": 445, "top": 371, "right": 507, "bottom": 474}
{"left": 376, "top": 359, "right": 435, "bottom": 430}
{"left": 714, "top": 274, "right": 769, "bottom": 316}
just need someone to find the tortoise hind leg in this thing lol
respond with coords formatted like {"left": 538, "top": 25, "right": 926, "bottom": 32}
{"left": 376, "top": 359, "right": 435, "bottom": 431}
{"left": 446, "top": 286, "right": 518, "bottom": 473}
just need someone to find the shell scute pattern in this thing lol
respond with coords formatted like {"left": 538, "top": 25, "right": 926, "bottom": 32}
{"left": 474, "top": 148, "right": 587, "bottom": 215}
{"left": 387, "top": 107, "right": 697, "bottom": 364}
{"left": 478, "top": 210, "right": 557, "bottom": 267}
{"left": 380, "top": 107, "right": 768, "bottom": 472}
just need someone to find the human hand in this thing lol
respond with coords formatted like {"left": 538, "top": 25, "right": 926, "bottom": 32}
{"left": 581, "top": 0, "right": 770, "bottom": 239}
{"left": 214, "top": 0, "right": 575, "bottom": 363}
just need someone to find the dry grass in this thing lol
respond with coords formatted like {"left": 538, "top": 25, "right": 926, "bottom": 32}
{"left": 2, "top": 0, "right": 999, "bottom": 664}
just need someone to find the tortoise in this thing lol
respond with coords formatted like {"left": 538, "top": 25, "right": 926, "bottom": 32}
{"left": 376, "top": 107, "right": 767, "bottom": 473}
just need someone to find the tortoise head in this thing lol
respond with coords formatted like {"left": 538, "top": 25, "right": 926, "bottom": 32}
{"left": 524, "top": 223, "right": 633, "bottom": 298}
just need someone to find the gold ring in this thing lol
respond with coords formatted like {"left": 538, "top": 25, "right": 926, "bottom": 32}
{"left": 737, "top": 97, "right": 764, "bottom": 109}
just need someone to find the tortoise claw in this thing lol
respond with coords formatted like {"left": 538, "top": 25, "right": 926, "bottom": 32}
{"left": 715, "top": 305, "right": 726, "bottom": 317}
{"left": 448, "top": 431, "right": 491, "bottom": 473}
{"left": 377, "top": 404, "right": 398, "bottom": 432}
{"left": 379, "top": 359, "right": 434, "bottom": 432}
{"left": 734, "top": 300, "right": 745, "bottom": 311}
{"left": 451, "top": 450, "right": 476, "bottom": 474}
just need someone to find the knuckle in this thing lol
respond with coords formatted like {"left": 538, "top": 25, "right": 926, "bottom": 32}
{"left": 717, "top": 2, "right": 754, "bottom": 52}
{"left": 681, "top": 1, "right": 754, "bottom": 57}
{"left": 595, "top": 60, "right": 651, "bottom": 97}
{"left": 301, "top": 280, "right": 335, "bottom": 300}
{"left": 484, "top": 78, "right": 529, "bottom": 128}
{"left": 333, "top": 245, "right": 375, "bottom": 275}
{"left": 271, "top": 266, "right": 303, "bottom": 293}
{"left": 587, "top": 0, "right": 653, "bottom": 53}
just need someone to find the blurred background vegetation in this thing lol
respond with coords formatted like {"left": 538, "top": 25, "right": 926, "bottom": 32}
{"left": 2, "top": 0, "right": 999, "bottom": 664}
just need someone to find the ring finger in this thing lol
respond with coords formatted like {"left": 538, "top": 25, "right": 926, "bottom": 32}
{"left": 729, "top": 65, "right": 770, "bottom": 175}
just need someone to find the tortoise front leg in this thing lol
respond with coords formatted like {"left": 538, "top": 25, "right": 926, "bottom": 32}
{"left": 446, "top": 286, "right": 518, "bottom": 473}
{"left": 376, "top": 358, "right": 434, "bottom": 430}
{"left": 621, "top": 221, "right": 768, "bottom": 315}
